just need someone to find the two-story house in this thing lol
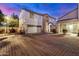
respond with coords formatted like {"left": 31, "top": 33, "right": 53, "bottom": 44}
{"left": 19, "top": 8, "right": 55, "bottom": 34}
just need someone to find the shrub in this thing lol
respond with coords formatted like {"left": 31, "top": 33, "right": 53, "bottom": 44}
{"left": 0, "top": 29, "right": 5, "bottom": 33}
{"left": 51, "top": 29, "right": 57, "bottom": 33}
{"left": 9, "top": 28, "right": 16, "bottom": 33}
{"left": 62, "top": 29, "right": 67, "bottom": 35}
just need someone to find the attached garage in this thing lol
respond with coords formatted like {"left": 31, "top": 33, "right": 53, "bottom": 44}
{"left": 27, "top": 25, "right": 42, "bottom": 33}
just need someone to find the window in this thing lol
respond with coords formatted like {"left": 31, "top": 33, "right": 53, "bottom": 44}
{"left": 30, "top": 12, "right": 34, "bottom": 18}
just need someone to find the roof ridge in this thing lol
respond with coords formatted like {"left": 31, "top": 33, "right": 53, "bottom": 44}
{"left": 21, "top": 8, "right": 55, "bottom": 19}
{"left": 59, "top": 8, "right": 78, "bottom": 20}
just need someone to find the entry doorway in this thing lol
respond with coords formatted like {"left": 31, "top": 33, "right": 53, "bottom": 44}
{"left": 48, "top": 23, "right": 52, "bottom": 32}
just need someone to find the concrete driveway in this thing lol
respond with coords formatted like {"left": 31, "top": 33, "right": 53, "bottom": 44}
{"left": 0, "top": 34, "right": 79, "bottom": 56}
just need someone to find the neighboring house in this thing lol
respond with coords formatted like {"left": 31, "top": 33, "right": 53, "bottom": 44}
{"left": 19, "top": 9, "right": 55, "bottom": 34}
{"left": 57, "top": 4, "right": 79, "bottom": 34}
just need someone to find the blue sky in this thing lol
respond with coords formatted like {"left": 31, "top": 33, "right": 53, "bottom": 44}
{"left": 0, "top": 3, "right": 77, "bottom": 19}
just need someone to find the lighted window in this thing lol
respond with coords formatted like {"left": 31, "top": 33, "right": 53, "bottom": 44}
{"left": 66, "top": 24, "right": 74, "bottom": 33}
{"left": 69, "top": 24, "right": 73, "bottom": 31}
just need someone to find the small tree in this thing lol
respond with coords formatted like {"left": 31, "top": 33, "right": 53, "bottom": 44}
{"left": 9, "top": 19, "right": 19, "bottom": 27}
{"left": 8, "top": 14, "right": 19, "bottom": 33}
{"left": 0, "top": 10, "right": 5, "bottom": 24}
{"left": 9, "top": 13, "right": 19, "bottom": 27}
{"left": 11, "top": 13, "right": 19, "bottom": 20}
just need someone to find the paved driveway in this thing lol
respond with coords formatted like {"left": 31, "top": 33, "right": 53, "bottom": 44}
{"left": 0, "top": 34, "right": 79, "bottom": 56}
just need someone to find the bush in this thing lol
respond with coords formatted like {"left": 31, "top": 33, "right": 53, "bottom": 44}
{"left": 0, "top": 29, "right": 5, "bottom": 33}
{"left": 19, "top": 30, "right": 25, "bottom": 34}
{"left": 51, "top": 29, "right": 57, "bottom": 34}
{"left": 62, "top": 29, "right": 67, "bottom": 35}
{"left": 9, "top": 28, "right": 16, "bottom": 33}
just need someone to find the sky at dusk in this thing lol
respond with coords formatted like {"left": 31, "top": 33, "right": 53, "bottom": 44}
{"left": 0, "top": 3, "right": 77, "bottom": 19}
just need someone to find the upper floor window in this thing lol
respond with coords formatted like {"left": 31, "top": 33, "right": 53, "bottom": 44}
{"left": 30, "top": 12, "right": 34, "bottom": 18}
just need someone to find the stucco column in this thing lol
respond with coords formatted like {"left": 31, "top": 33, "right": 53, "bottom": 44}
{"left": 78, "top": 4, "right": 79, "bottom": 19}
{"left": 43, "top": 14, "right": 49, "bottom": 33}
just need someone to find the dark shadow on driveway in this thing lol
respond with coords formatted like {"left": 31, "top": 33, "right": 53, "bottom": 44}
{"left": 0, "top": 37, "right": 7, "bottom": 41}
{"left": 0, "top": 41, "right": 10, "bottom": 49}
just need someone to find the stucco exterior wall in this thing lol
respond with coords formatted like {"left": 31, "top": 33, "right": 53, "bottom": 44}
{"left": 19, "top": 9, "right": 43, "bottom": 33}
{"left": 19, "top": 9, "right": 55, "bottom": 34}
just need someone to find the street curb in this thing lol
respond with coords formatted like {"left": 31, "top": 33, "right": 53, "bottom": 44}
{"left": 0, "top": 36, "right": 8, "bottom": 41}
